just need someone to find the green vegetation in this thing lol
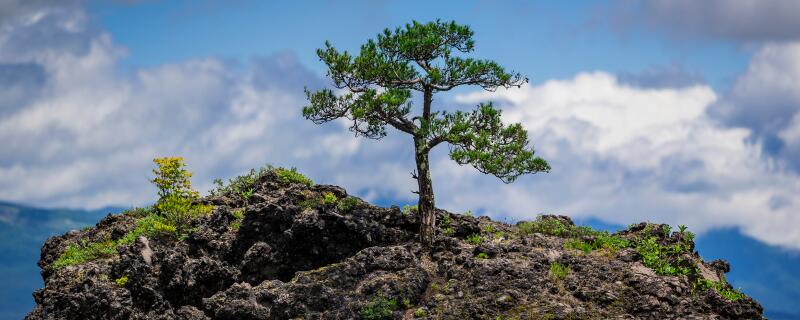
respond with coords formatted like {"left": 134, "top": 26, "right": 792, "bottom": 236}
{"left": 229, "top": 208, "right": 245, "bottom": 231}
{"left": 52, "top": 240, "right": 117, "bottom": 270}
{"left": 299, "top": 193, "right": 331, "bottom": 210}
{"left": 563, "top": 233, "right": 629, "bottom": 254}
{"left": 564, "top": 239, "right": 594, "bottom": 253}
{"left": 516, "top": 216, "right": 583, "bottom": 237}
{"left": 634, "top": 225, "right": 693, "bottom": 276}
{"left": 442, "top": 226, "right": 455, "bottom": 236}
{"left": 402, "top": 204, "right": 418, "bottom": 215}
{"left": 414, "top": 308, "right": 426, "bottom": 317}
{"left": 402, "top": 298, "right": 412, "bottom": 309}
{"left": 322, "top": 192, "right": 338, "bottom": 205}
{"left": 304, "top": 20, "right": 549, "bottom": 246}
{"left": 466, "top": 234, "right": 483, "bottom": 245}
{"left": 695, "top": 278, "right": 745, "bottom": 301}
{"left": 210, "top": 166, "right": 269, "bottom": 196}
{"left": 483, "top": 223, "right": 496, "bottom": 233}
{"left": 114, "top": 276, "right": 128, "bottom": 287}
{"left": 360, "top": 297, "right": 398, "bottom": 320}
{"left": 475, "top": 252, "right": 490, "bottom": 259}
{"left": 151, "top": 157, "right": 212, "bottom": 233}
{"left": 336, "top": 196, "right": 360, "bottom": 213}
{"left": 549, "top": 262, "right": 570, "bottom": 280}
{"left": 240, "top": 188, "right": 254, "bottom": 200}
{"left": 53, "top": 157, "right": 211, "bottom": 270}
{"left": 274, "top": 167, "right": 313, "bottom": 186}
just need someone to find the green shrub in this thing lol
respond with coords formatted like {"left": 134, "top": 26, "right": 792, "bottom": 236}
{"left": 402, "top": 204, "right": 418, "bottom": 215}
{"left": 360, "top": 297, "right": 398, "bottom": 320}
{"left": 564, "top": 239, "right": 594, "bottom": 253}
{"left": 483, "top": 224, "right": 496, "bottom": 233}
{"left": 695, "top": 279, "right": 745, "bottom": 301}
{"left": 210, "top": 167, "right": 269, "bottom": 196}
{"left": 549, "top": 262, "right": 570, "bottom": 280}
{"left": 517, "top": 216, "right": 573, "bottom": 237}
{"left": 299, "top": 196, "right": 321, "bottom": 210}
{"left": 441, "top": 213, "right": 451, "bottom": 227}
{"left": 594, "top": 233, "right": 630, "bottom": 252}
{"left": 274, "top": 167, "right": 313, "bottom": 186}
{"left": 635, "top": 235, "right": 692, "bottom": 276}
{"left": 322, "top": 192, "right": 338, "bottom": 205}
{"left": 475, "top": 252, "right": 490, "bottom": 259}
{"left": 402, "top": 298, "right": 412, "bottom": 309}
{"left": 240, "top": 188, "right": 254, "bottom": 200}
{"left": 414, "top": 308, "right": 426, "bottom": 317}
{"left": 118, "top": 213, "right": 177, "bottom": 245}
{"left": 336, "top": 196, "right": 360, "bottom": 213}
{"left": 231, "top": 208, "right": 244, "bottom": 220}
{"left": 443, "top": 226, "right": 455, "bottom": 236}
{"left": 155, "top": 195, "right": 211, "bottom": 232}
{"left": 53, "top": 240, "right": 117, "bottom": 270}
{"left": 151, "top": 157, "right": 195, "bottom": 199}
{"left": 151, "top": 157, "right": 212, "bottom": 233}
{"left": 115, "top": 276, "right": 129, "bottom": 287}
{"left": 466, "top": 234, "right": 483, "bottom": 245}
{"left": 229, "top": 209, "right": 245, "bottom": 231}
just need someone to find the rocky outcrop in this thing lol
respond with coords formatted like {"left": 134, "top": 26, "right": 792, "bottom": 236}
{"left": 26, "top": 171, "right": 763, "bottom": 319}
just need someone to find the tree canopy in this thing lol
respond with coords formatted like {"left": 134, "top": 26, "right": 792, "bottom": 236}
{"left": 303, "top": 20, "right": 549, "bottom": 183}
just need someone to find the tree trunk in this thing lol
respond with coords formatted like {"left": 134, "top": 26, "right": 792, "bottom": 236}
{"left": 415, "top": 138, "right": 436, "bottom": 247}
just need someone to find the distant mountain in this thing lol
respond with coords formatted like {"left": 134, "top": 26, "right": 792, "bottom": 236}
{"left": 2, "top": 199, "right": 799, "bottom": 319}
{"left": 0, "top": 201, "right": 124, "bottom": 320}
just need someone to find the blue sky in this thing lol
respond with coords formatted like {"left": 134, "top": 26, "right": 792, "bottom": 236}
{"left": 1, "top": 0, "right": 800, "bottom": 251}
{"left": 87, "top": 0, "right": 750, "bottom": 89}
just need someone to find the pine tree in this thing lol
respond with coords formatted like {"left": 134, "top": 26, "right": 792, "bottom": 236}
{"left": 303, "top": 20, "right": 550, "bottom": 246}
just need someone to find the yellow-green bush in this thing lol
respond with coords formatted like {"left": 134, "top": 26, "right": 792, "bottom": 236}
{"left": 115, "top": 276, "right": 129, "bottom": 287}
{"left": 151, "top": 157, "right": 211, "bottom": 232}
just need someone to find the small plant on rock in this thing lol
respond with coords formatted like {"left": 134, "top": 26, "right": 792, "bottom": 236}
{"left": 240, "top": 188, "right": 254, "bottom": 200}
{"left": 402, "top": 204, "right": 418, "bottom": 215}
{"left": 336, "top": 196, "right": 360, "bottom": 213}
{"left": 210, "top": 166, "right": 269, "bottom": 196}
{"left": 549, "top": 262, "right": 570, "bottom": 280}
{"left": 695, "top": 278, "right": 745, "bottom": 301}
{"left": 466, "top": 234, "right": 483, "bottom": 245}
{"left": 322, "top": 192, "right": 338, "bottom": 205}
{"left": 114, "top": 276, "right": 129, "bottom": 287}
{"left": 360, "top": 297, "right": 398, "bottom": 320}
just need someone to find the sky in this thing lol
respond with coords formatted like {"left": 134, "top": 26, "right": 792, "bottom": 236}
{"left": 1, "top": 0, "right": 800, "bottom": 251}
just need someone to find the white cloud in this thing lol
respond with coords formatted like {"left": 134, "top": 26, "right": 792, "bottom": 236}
{"left": 449, "top": 72, "right": 800, "bottom": 249}
{"left": 711, "top": 42, "right": 800, "bottom": 170}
